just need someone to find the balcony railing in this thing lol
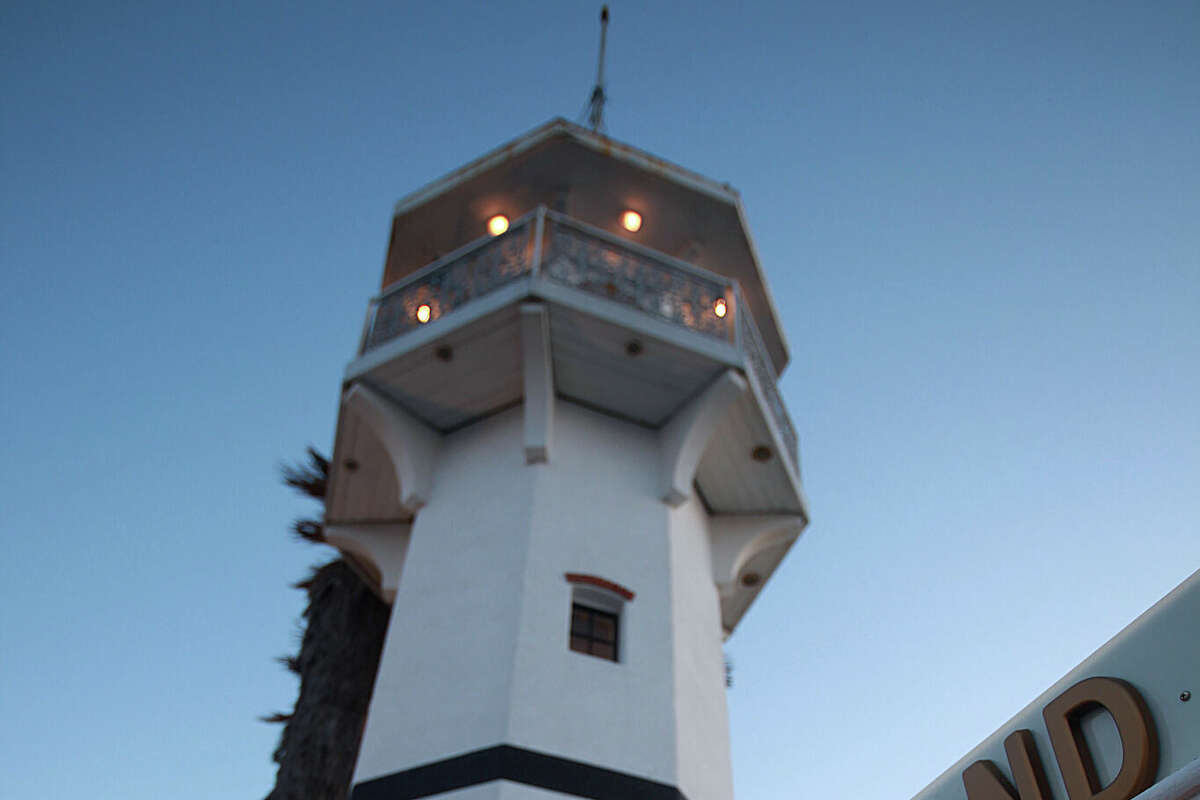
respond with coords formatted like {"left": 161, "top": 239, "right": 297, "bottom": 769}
{"left": 361, "top": 214, "right": 537, "bottom": 351}
{"left": 359, "top": 207, "right": 799, "bottom": 473}
{"left": 539, "top": 215, "right": 732, "bottom": 341}
{"left": 735, "top": 292, "right": 799, "bottom": 470}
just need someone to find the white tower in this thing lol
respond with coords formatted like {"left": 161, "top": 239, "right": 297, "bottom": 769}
{"left": 326, "top": 119, "right": 809, "bottom": 800}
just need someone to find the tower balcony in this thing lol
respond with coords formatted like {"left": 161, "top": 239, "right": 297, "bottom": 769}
{"left": 333, "top": 206, "right": 806, "bottom": 521}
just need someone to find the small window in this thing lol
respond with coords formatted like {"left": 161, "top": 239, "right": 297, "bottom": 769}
{"left": 570, "top": 603, "right": 619, "bottom": 661}
{"left": 565, "top": 573, "right": 633, "bottom": 664}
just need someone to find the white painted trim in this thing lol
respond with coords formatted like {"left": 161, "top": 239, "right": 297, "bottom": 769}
{"left": 325, "top": 522, "right": 413, "bottom": 603}
{"left": 572, "top": 584, "right": 626, "bottom": 615}
{"left": 659, "top": 370, "right": 748, "bottom": 507}
{"left": 342, "top": 383, "right": 441, "bottom": 512}
{"left": 708, "top": 514, "right": 806, "bottom": 595}
{"left": 520, "top": 302, "right": 555, "bottom": 464}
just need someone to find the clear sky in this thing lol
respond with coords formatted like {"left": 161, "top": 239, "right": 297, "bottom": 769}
{"left": 2, "top": 2, "right": 1197, "bottom": 799}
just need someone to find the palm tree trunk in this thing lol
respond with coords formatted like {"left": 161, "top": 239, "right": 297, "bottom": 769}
{"left": 265, "top": 449, "right": 390, "bottom": 800}
{"left": 266, "top": 560, "right": 389, "bottom": 800}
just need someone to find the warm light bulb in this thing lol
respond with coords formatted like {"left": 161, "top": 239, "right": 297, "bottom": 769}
{"left": 714, "top": 298, "right": 727, "bottom": 318}
{"left": 487, "top": 215, "right": 509, "bottom": 236}
{"left": 416, "top": 304, "right": 432, "bottom": 324}
{"left": 621, "top": 210, "right": 643, "bottom": 232}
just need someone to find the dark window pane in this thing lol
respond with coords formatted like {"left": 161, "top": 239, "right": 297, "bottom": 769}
{"left": 592, "top": 642, "right": 615, "bottom": 660}
{"left": 571, "top": 607, "right": 590, "bottom": 635}
{"left": 568, "top": 603, "right": 619, "bottom": 662}
{"left": 592, "top": 615, "right": 615, "bottom": 642}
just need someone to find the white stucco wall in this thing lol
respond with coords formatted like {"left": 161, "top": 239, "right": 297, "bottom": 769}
{"left": 353, "top": 407, "right": 536, "bottom": 784}
{"left": 669, "top": 497, "right": 735, "bottom": 800}
{"left": 351, "top": 401, "right": 735, "bottom": 800}
{"left": 507, "top": 402, "right": 676, "bottom": 783}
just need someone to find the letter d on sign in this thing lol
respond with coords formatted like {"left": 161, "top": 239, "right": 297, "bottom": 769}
{"left": 1043, "top": 677, "right": 1158, "bottom": 800}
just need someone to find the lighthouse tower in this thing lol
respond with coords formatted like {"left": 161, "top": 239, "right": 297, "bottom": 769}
{"left": 325, "top": 119, "right": 809, "bottom": 800}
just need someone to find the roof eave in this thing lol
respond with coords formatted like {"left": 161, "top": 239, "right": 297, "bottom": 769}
{"left": 392, "top": 117, "right": 741, "bottom": 217}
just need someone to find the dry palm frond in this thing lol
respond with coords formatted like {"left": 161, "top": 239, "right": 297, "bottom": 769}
{"left": 281, "top": 447, "right": 329, "bottom": 501}
{"left": 291, "top": 519, "right": 325, "bottom": 545}
{"left": 276, "top": 655, "right": 301, "bottom": 674}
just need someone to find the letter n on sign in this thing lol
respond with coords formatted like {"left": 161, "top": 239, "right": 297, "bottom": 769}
{"left": 963, "top": 730, "right": 1052, "bottom": 800}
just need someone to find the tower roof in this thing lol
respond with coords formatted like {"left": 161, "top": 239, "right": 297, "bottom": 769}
{"left": 382, "top": 118, "right": 792, "bottom": 374}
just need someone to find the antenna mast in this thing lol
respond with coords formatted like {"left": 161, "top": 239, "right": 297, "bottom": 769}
{"left": 584, "top": 6, "right": 610, "bottom": 133}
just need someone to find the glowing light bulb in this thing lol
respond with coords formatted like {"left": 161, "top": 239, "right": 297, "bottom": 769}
{"left": 621, "top": 210, "right": 642, "bottom": 232}
{"left": 714, "top": 298, "right": 727, "bottom": 318}
{"left": 416, "top": 304, "right": 432, "bottom": 324}
{"left": 487, "top": 215, "right": 509, "bottom": 236}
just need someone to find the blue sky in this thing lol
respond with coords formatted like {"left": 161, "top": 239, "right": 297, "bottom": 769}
{"left": 2, "top": 2, "right": 1197, "bottom": 799}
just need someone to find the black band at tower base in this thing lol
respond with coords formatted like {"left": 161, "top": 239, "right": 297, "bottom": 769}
{"left": 350, "top": 744, "right": 688, "bottom": 800}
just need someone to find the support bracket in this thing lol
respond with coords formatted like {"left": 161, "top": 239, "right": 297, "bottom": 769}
{"left": 325, "top": 523, "right": 413, "bottom": 603}
{"left": 343, "top": 383, "right": 440, "bottom": 512}
{"left": 658, "top": 369, "right": 746, "bottom": 506}
{"left": 709, "top": 514, "right": 806, "bottom": 597}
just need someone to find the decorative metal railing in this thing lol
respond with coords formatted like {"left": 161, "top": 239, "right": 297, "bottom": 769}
{"left": 361, "top": 215, "right": 536, "bottom": 352}
{"left": 359, "top": 207, "right": 799, "bottom": 473}
{"left": 734, "top": 285, "right": 799, "bottom": 471}
{"left": 540, "top": 216, "right": 733, "bottom": 341}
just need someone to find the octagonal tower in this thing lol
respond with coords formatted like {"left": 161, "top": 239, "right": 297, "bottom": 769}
{"left": 328, "top": 119, "right": 809, "bottom": 800}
